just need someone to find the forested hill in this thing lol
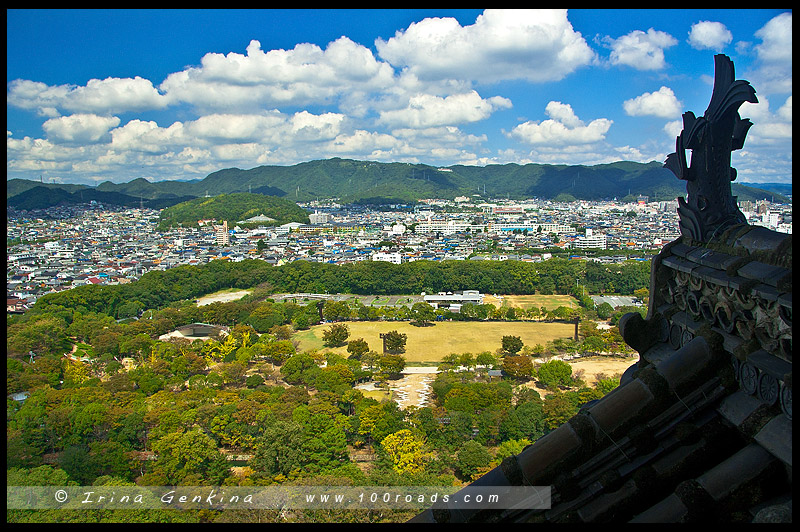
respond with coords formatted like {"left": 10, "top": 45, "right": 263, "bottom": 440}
{"left": 156, "top": 193, "right": 310, "bottom": 230}
{"left": 7, "top": 158, "right": 790, "bottom": 207}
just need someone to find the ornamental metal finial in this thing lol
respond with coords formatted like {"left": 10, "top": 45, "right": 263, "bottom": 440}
{"left": 664, "top": 54, "right": 758, "bottom": 242}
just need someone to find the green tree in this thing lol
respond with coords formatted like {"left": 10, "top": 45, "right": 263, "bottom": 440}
{"left": 410, "top": 302, "right": 436, "bottom": 326}
{"left": 581, "top": 335, "right": 606, "bottom": 354}
{"left": 501, "top": 355, "right": 533, "bottom": 380}
{"left": 150, "top": 429, "right": 228, "bottom": 484}
{"left": 251, "top": 421, "right": 306, "bottom": 479}
{"left": 378, "top": 354, "right": 406, "bottom": 379}
{"left": 380, "top": 429, "right": 429, "bottom": 476}
{"left": 245, "top": 374, "right": 265, "bottom": 388}
{"left": 536, "top": 359, "right": 574, "bottom": 388}
{"left": 58, "top": 445, "right": 95, "bottom": 484}
{"left": 494, "top": 438, "right": 532, "bottom": 465}
{"left": 501, "top": 335, "right": 524, "bottom": 355}
{"left": 7, "top": 314, "right": 71, "bottom": 357}
{"left": 543, "top": 392, "right": 578, "bottom": 430}
{"left": 455, "top": 440, "right": 492, "bottom": 480}
{"left": 594, "top": 374, "right": 621, "bottom": 395}
{"left": 382, "top": 330, "right": 407, "bottom": 354}
{"left": 322, "top": 323, "right": 350, "bottom": 347}
{"left": 596, "top": 302, "right": 614, "bottom": 320}
{"left": 346, "top": 338, "right": 370, "bottom": 360}
{"left": 280, "top": 352, "right": 321, "bottom": 386}
{"left": 263, "top": 339, "right": 296, "bottom": 365}
{"left": 476, "top": 351, "right": 497, "bottom": 368}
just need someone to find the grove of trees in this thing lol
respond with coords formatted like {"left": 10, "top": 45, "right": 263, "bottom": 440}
{"left": 7, "top": 255, "right": 640, "bottom": 524}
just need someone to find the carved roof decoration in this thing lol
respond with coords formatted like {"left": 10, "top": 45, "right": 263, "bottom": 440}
{"left": 410, "top": 55, "right": 791, "bottom": 524}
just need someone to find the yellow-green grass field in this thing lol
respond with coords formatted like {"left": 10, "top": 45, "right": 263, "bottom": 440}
{"left": 484, "top": 294, "right": 578, "bottom": 310}
{"left": 294, "top": 320, "right": 576, "bottom": 364}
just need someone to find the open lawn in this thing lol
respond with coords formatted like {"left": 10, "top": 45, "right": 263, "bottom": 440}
{"left": 484, "top": 294, "right": 578, "bottom": 310}
{"left": 196, "top": 288, "right": 252, "bottom": 306}
{"left": 294, "top": 320, "right": 576, "bottom": 363}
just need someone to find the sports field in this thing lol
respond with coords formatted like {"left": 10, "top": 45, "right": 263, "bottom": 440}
{"left": 294, "top": 320, "right": 576, "bottom": 363}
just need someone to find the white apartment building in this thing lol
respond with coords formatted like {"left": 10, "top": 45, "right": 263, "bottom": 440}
{"left": 309, "top": 211, "right": 331, "bottom": 224}
{"left": 486, "top": 221, "right": 573, "bottom": 234}
{"left": 415, "top": 219, "right": 483, "bottom": 234}
{"left": 573, "top": 228, "right": 608, "bottom": 249}
{"left": 372, "top": 250, "right": 402, "bottom": 264}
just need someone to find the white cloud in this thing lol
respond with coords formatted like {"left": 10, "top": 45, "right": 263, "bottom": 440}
{"left": 739, "top": 95, "right": 792, "bottom": 143}
{"left": 687, "top": 21, "right": 732, "bottom": 51}
{"left": 159, "top": 37, "right": 395, "bottom": 110}
{"left": 290, "top": 111, "right": 345, "bottom": 141}
{"left": 510, "top": 101, "right": 612, "bottom": 146}
{"left": 748, "top": 12, "right": 792, "bottom": 95}
{"left": 183, "top": 112, "right": 285, "bottom": 142}
{"left": 754, "top": 12, "right": 792, "bottom": 64}
{"left": 605, "top": 28, "right": 678, "bottom": 70}
{"left": 7, "top": 80, "right": 71, "bottom": 113}
{"left": 664, "top": 120, "right": 683, "bottom": 139}
{"left": 42, "top": 114, "right": 121, "bottom": 144}
{"left": 378, "top": 91, "right": 511, "bottom": 128}
{"left": 623, "top": 86, "right": 682, "bottom": 119}
{"left": 376, "top": 9, "right": 595, "bottom": 84}
{"left": 7, "top": 76, "right": 167, "bottom": 115}
{"left": 327, "top": 129, "right": 402, "bottom": 156}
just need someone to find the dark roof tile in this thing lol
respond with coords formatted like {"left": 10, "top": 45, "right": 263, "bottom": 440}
{"left": 754, "top": 415, "right": 792, "bottom": 467}
{"left": 735, "top": 260, "right": 789, "bottom": 287}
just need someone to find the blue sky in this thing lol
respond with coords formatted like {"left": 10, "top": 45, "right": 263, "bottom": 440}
{"left": 7, "top": 9, "right": 792, "bottom": 186}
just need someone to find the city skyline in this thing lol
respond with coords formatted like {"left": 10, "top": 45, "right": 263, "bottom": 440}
{"left": 7, "top": 9, "right": 792, "bottom": 186}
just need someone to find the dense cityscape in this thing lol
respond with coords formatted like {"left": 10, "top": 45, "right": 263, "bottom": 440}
{"left": 7, "top": 196, "right": 791, "bottom": 314}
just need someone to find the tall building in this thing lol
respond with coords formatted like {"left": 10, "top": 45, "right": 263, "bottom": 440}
{"left": 215, "top": 220, "right": 229, "bottom": 247}
{"left": 573, "top": 227, "right": 607, "bottom": 249}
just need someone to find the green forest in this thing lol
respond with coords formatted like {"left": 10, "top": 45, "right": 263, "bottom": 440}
{"left": 7, "top": 257, "right": 647, "bottom": 523}
{"left": 9, "top": 158, "right": 790, "bottom": 207}
{"left": 156, "top": 193, "right": 310, "bottom": 230}
{"left": 25, "top": 257, "right": 650, "bottom": 320}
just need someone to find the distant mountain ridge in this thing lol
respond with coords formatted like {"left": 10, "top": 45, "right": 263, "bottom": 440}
{"left": 6, "top": 158, "right": 791, "bottom": 209}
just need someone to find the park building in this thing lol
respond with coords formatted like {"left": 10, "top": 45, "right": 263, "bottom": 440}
{"left": 422, "top": 290, "right": 483, "bottom": 313}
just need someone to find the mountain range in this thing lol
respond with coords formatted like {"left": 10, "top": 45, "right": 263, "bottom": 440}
{"left": 6, "top": 158, "right": 790, "bottom": 209}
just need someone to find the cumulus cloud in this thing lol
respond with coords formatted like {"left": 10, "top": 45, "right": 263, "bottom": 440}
{"left": 623, "top": 86, "right": 682, "bottom": 119}
{"left": 605, "top": 28, "right": 678, "bottom": 70}
{"left": 754, "top": 12, "right": 792, "bottom": 64}
{"left": 159, "top": 37, "right": 395, "bottom": 110}
{"left": 183, "top": 112, "right": 286, "bottom": 142}
{"left": 748, "top": 12, "right": 792, "bottom": 94}
{"left": 290, "top": 111, "right": 345, "bottom": 141}
{"left": 7, "top": 76, "right": 167, "bottom": 115}
{"left": 739, "top": 95, "right": 792, "bottom": 143}
{"left": 376, "top": 9, "right": 595, "bottom": 84}
{"left": 378, "top": 91, "right": 511, "bottom": 128}
{"left": 42, "top": 114, "right": 121, "bottom": 144}
{"left": 510, "top": 101, "right": 612, "bottom": 146}
{"left": 687, "top": 21, "right": 732, "bottom": 51}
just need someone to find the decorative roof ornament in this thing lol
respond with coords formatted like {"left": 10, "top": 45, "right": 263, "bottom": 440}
{"left": 664, "top": 54, "right": 758, "bottom": 242}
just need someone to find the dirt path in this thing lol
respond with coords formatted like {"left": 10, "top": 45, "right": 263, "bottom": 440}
{"left": 390, "top": 372, "right": 436, "bottom": 409}
{"left": 525, "top": 355, "right": 638, "bottom": 397}
{"left": 381, "top": 356, "right": 638, "bottom": 409}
